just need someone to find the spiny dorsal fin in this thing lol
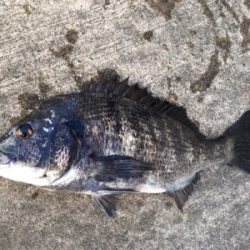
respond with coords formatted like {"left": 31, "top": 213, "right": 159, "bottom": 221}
{"left": 82, "top": 78, "right": 202, "bottom": 136}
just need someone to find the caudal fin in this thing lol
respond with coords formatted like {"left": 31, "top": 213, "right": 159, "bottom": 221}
{"left": 226, "top": 110, "right": 250, "bottom": 173}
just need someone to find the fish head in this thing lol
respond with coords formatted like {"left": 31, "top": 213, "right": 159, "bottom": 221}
{"left": 0, "top": 104, "right": 80, "bottom": 186}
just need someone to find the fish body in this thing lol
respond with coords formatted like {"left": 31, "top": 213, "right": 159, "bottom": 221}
{"left": 0, "top": 80, "right": 248, "bottom": 216}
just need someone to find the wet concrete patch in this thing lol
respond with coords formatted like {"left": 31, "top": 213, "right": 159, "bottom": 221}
{"left": 190, "top": 51, "right": 220, "bottom": 93}
{"left": 197, "top": 0, "right": 216, "bottom": 26}
{"left": 22, "top": 4, "right": 31, "bottom": 15}
{"left": 50, "top": 44, "right": 74, "bottom": 58}
{"left": 38, "top": 78, "right": 52, "bottom": 97}
{"left": 50, "top": 43, "right": 82, "bottom": 86}
{"left": 143, "top": 30, "right": 154, "bottom": 41}
{"left": 145, "top": 0, "right": 182, "bottom": 20}
{"left": 65, "top": 29, "right": 79, "bottom": 44}
{"left": 240, "top": 17, "right": 250, "bottom": 52}
{"left": 77, "top": 68, "right": 122, "bottom": 91}
{"left": 18, "top": 93, "right": 41, "bottom": 111}
{"left": 9, "top": 93, "right": 42, "bottom": 123}
{"left": 244, "top": 0, "right": 250, "bottom": 9}
{"left": 220, "top": 0, "right": 239, "bottom": 23}
{"left": 216, "top": 35, "right": 232, "bottom": 62}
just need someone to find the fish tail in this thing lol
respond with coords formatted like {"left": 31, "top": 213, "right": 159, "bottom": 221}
{"left": 225, "top": 110, "right": 250, "bottom": 173}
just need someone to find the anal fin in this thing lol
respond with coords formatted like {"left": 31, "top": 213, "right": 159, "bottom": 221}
{"left": 169, "top": 172, "right": 201, "bottom": 211}
{"left": 93, "top": 195, "right": 118, "bottom": 217}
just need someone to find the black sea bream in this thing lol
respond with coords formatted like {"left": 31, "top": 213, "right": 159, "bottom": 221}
{"left": 0, "top": 80, "right": 249, "bottom": 216}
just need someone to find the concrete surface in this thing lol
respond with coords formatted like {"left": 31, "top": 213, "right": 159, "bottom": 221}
{"left": 0, "top": 0, "right": 249, "bottom": 249}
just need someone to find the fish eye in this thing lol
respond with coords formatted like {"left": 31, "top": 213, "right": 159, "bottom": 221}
{"left": 16, "top": 124, "right": 33, "bottom": 140}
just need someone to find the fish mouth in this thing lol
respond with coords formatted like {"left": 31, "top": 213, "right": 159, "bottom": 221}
{"left": 0, "top": 150, "right": 17, "bottom": 165}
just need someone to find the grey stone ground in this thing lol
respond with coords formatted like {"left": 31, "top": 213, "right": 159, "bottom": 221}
{"left": 0, "top": 0, "right": 249, "bottom": 249}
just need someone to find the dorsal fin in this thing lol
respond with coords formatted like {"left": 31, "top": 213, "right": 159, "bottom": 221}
{"left": 81, "top": 79, "right": 203, "bottom": 137}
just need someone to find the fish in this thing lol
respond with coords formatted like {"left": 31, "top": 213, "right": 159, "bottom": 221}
{"left": 0, "top": 79, "right": 249, "bottom": 217}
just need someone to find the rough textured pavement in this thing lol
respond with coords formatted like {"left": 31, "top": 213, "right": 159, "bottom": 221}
{"left": 0, "top": 0, "right": 250, "bottom": 249}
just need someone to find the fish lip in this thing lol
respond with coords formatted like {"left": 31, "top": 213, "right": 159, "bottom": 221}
{"left": 0, "top": 150, "right": 17, "bottom": 165}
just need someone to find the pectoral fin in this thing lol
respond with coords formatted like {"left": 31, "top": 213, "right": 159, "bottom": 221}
{"left": 93, "top": 155, "right": 154, "bottom": 182}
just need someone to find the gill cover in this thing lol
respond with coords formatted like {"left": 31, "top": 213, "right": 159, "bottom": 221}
{"left": 44, "top": 121, "right": 82, "bottom": 182}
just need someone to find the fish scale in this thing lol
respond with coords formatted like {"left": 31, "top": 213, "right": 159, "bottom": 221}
{"left": 0, "top": 80, "right": 249, "bottom": 217}
{"left": 80, "top": 93, "right": 226, "bottom": 180}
